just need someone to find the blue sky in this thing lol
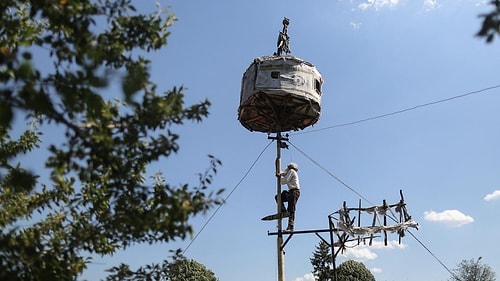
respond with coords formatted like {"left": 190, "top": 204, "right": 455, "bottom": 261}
{"left": 22, "top": 0, "right": 500, "bottom": 280}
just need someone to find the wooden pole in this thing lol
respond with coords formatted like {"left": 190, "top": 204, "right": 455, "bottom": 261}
{"left": 383, "top": 199, "right": 387, "bottom": 246}
{"left": 276, "top": 132, "right": 285, "bottom": 281}
{"left": 328, "top": 215, "right": 337, "bottom": 281}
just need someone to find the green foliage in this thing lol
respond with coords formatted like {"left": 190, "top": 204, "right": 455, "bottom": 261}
{"left": 310, "top": 240, "right": 333, "bottom": 281}
{"left": 336, "top": 260, "right": 375, "bottom": 281}
{"left": 449, "top": 258, "right": 496, "bottom": 281}
{"left": 310, "top": 242, "right": 375, "bottom": 281}
{"left": 166, "top": 255, "right": 218, "bottom": 281}
{"left": 0, "top": 1, "right": 223, "bottom": 280}
{"left": 106, "top": 251, "right": 219, "bottom": 281}
{"left": 477, "top": 0, "right": 500, "bottom": 42}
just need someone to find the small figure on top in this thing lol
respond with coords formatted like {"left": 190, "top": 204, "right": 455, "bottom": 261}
{"left": 275, "top": 17, "right": 291, "bottom": 56}
{"left": 275, "top": 162, "right": 300, "bottom": 232}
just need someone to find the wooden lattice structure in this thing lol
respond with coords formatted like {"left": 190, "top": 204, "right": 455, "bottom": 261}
{"left": 268, "top": 190, "right": 419, "bottom": 281}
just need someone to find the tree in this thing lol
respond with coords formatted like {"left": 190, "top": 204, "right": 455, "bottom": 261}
{"left": 336, "top": 260, "right": 375, "bottom": 281}
{"left": 105, "top": 251, "right": 219, "bottom": 281}
{"left": 165, "top": 253, "right": 218, "bottom": 281}
{"left": 477, "top": 0, "right": 500, "bottom": 42}
{"left": 449, "top": 257, "right": 496, "bottom": 281}
{"left": 310, "top": 240, "right": 334, "bottom": 281}
{"left": 0, "top": 1, "right": 223, "bottom": 280}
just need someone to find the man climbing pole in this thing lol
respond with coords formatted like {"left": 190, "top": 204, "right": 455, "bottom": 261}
{"left": 275, "top": 162, "right": 300, "bottom": 232}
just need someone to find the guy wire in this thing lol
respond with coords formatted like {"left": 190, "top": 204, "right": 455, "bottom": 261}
{"left": 183, "top": 140, "right": 273, "bottom": 254}
{"left": 287, "top": 140, "right": 459, "bottom": 280}
{"left": 287, "top": 140, "right": 373, "bottom": 205}
{"left": 294, "top": 83, "right": 500, "bottom": 135}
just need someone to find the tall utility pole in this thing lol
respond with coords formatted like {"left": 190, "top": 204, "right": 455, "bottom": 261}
{"left": 275, "top": 132, "right": 285, "bottom": 281}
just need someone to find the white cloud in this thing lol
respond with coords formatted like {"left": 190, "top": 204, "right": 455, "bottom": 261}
{"left": 355, "top": 0, "right": 446, "bottom": 12}
{"left": 340, "top": 240, "right": 406, "bottom": 261}
{"left": 371, "top": 267, "right": 383, "bottom": 273}
{"left": 350, "top": 21, "right": 362, "bottom": 30}
{"left": 474, "top": 1, "right": 487, "bottom": 8}
{"left": 424, "top": 210, "right": 474, "bottom": 227}
{"left": 367, "top": 240, "right": 406, "bottom": 250}
{"left": 424, "top": 0, "right": 440, "bottom": 11}
{"left": 294, "top": 272, "right": 315, "bottom": 281}
{"left": 343, "top": 245, "right": 378, "bottom": 260}
{"left": 484, "top": 190, "right": 500, "bottom": 201}
{"left": 358, "top": 0, "right": 399, "bottom": 11}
